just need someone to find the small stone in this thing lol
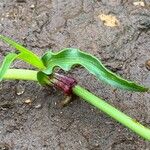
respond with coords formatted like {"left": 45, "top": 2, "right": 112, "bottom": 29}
{"left": 133, "top": 1, "right": 145, "bottom": 7}
{"left": 24, "top": 99, "right": 32, "bottom": 104}
{"left": 35, "top": 104, "right": 42, "bottom": 109}
{"left": 98, "top": 14, "right": 120, "bottom": 27}
{"left": 145, "top": 59, "right": 150, "bottom": 71}
{"left": 16, "top": 84, "right": 25, "bottom": 95}
{"left": 30, "top": 4, "right": 35, "bottom": 9}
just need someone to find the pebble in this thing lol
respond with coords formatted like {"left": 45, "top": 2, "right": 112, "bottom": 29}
{"left": 145, "top": 59, "right": 150, "bottom": 71}
{"left": 16, "top": 84, "right": 25, "bottom": 95}
{"left": 24, "top": 99, "right": 32, "bottom": 104}
{"left": 30, "top": 4, "right": 35, "bottom": 9}
{"left": 35, "top": 104, "right": 42, "bottom": 109}
{"left": 133, "top": 1, "right": 145, "bottom": 7}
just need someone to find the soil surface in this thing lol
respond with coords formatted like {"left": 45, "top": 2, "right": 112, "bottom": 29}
{"left": 0, "top": 0, "right": 150, "bottom": 150}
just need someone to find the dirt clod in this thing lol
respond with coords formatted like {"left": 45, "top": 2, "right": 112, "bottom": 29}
{"left": 0, "top": 143, "right": 11, "bottom": 150}
{"left": 145, "top": 59, "right": 150, "bottom": 70}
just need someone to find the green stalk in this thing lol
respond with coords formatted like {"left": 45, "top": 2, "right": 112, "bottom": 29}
{"left": 4, "top": 69, "right": 37, "bottom": 81}
{"left": 73, "top": 85, "right": 150, "bottom": 140}
{"left": 3, "top": 69, "right": 150, "bottom": 141}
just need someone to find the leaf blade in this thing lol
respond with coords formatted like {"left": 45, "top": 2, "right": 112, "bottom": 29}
{"left": 0, "top": 53, "right": 18, "bottom": 81}
{"left": 0, "top": 35, "right": 45, "bottom": 70}
{"left": 41, "top": 48, "right": 148, "bottom": 92}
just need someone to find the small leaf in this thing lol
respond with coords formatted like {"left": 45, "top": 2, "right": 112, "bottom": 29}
{"left": 0, "top": 53, "right": 18, "bottom": 81}
{"left": 0, "top": 35, "right": 45, "bottom": 70}
{"left": 98, "top": 14, "right": 120, "bottom": 27}
{"left": 41, "top": 48, "right": 148, "bottom": 92}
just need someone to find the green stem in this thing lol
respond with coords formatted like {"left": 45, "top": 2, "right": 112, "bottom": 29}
{"left": 4, "top": 69, "right": 37, "bottom": 81}
{"left": 3, "top": 69, "right": 150, "bottom": 141}
{"left": 73, "top": 85, "right": 150, "bottom": 141}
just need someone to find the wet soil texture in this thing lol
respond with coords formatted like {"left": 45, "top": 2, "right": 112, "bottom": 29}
{"left": 0, "top": 0, "right": 150, "bottom": 150}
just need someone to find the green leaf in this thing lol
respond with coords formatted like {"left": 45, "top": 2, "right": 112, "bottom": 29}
{"left": 41, "top": 48, "right": 148, "bottom": 92}
{"left": 0, "top": 53, "right": 18, "bottom": 81}
{"left": 0, "top": 34, "right": 45, "bottom": 70}
{"left": 37, "top": 71, "right": 50, "bottom": 85}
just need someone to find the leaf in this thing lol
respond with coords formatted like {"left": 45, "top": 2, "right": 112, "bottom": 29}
{"left": 41, "top": 48, "right": 148, "bottom": 92}
{"left": 0, "top": 34, "right": 45, "bottom": 70}
{"left": 0, "top": 53, "right": 18, "bottom": 81}
{"left": 98, "top": 14, "right": 120, "bottom": 27}
{"left": 37, "top": 71, "right": 50, "bottom": 85}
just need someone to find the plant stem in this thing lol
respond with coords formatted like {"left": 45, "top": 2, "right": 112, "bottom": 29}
{"left": 3, "top": 69, "right": 150, "bottom": 140}
{"left": 73, "top": 85, "right": 150, "bottom": 141}
{"left": 4, "top": 69, "right": 37, "bottom": 81}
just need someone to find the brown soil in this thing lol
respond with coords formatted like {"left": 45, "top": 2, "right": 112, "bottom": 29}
{"left": 0, "top": 0, "right": 150, "bottom": 149}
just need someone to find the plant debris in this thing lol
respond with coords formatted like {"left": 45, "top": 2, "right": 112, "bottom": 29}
{"left": 133, "top": 1, "right": 145, "bottom": 7}
{"left": 98, "top": 14, "right": 120, "bottom": 27}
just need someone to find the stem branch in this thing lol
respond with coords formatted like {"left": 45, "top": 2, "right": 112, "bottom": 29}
{"left": 3, "top": 69, "right": 150, "bottom": 140}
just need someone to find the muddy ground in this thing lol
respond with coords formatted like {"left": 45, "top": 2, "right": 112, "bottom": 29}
{"left": 0, "top": 0, "right": 150, "bottom": 149}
